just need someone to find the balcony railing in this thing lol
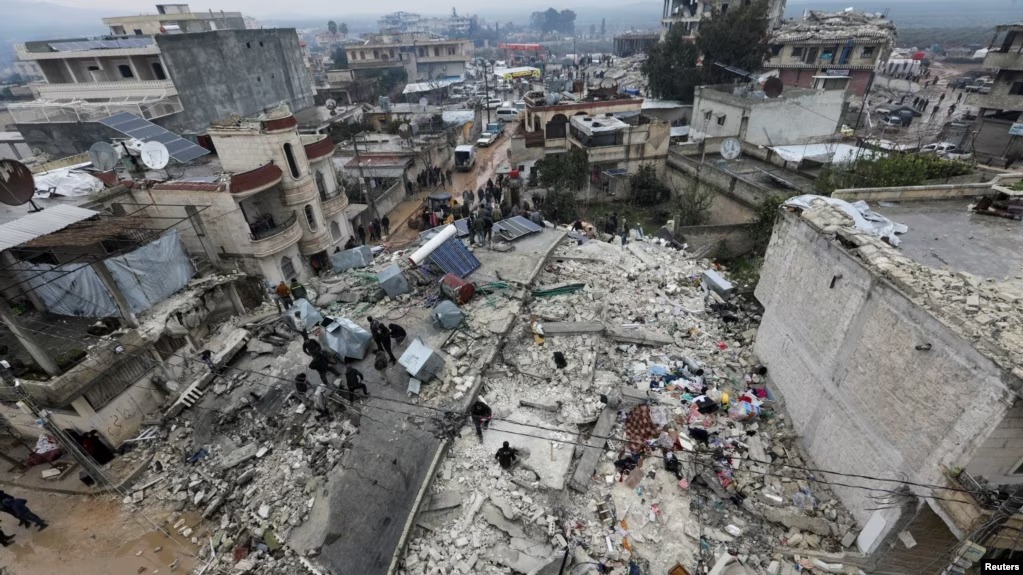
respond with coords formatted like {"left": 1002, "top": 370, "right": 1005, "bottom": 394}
{"left": 321, "top": 191, "right": 347, "bottom": 215}
{"left": 303, "top": 136, "right": 335, "bottom": 163}
{"left": 229, "top": 163, "right": 283, "bottom": 197}
{"left": 32, "top": 79, "right": 177, "bottom": 100}
{"left": 9, "top": 96, "right": 183, "bottom": 124}
{"left": 248, "top": 212, "right": 302, "bottom": 258}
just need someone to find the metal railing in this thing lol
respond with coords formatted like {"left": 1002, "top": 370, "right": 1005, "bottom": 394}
{"left": 249, "top": 211, "right": 298, "bottom": 241}
{"left": 9, "top": 96, "right": 183, "bottom": 124}
{"left": 32, "top": 79, "right": 177, "bottom": 99}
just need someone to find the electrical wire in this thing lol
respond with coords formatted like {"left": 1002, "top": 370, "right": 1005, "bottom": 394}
{"left": 8, "top": 314, "right": 1009, "bottom": 511}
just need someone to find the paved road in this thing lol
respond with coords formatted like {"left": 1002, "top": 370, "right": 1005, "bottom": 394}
{"left": 318, "top": 318, "right": 449, "bottom": 575}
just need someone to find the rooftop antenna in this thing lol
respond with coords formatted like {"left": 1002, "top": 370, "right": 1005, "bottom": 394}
{"left": 88, "top": 142, "right": 120, "bottom": 171}
{"left": 0, "top": 159, "right": 43, "bottom": 212}
{"left": 419, "top": 96, "right": 429, "bottom": 112}
{"left": 140, "top": 141, "right": 170, "bottom": 170}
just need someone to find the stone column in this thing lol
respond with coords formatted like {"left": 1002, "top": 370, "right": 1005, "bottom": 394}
{"left": 0, "top": 303, "right": 59, "bottom": 376}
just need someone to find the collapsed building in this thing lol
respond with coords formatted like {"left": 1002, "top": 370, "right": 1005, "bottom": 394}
{"left": 765, "top": 11, "right": 897, "bottom": 97}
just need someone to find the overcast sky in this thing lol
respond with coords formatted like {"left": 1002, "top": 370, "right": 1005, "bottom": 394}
{"left": 32, "top": 0, "right": 552, "bottom": 18}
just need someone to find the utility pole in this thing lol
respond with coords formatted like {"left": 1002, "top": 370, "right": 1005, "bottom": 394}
{"left": 483, "top": 60, "right": 492, "bottom": 124}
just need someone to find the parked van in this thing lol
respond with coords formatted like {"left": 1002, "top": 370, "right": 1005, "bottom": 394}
{"left": 495, "top": 107, "right": 520, "bottom": 122}
{"left": 454, "top": 145, "right": 476, "bottom": 172}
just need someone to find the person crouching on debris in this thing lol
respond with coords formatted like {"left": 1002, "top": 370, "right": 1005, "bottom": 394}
{"left": 470, "top": 399, "right": 492, "bottom": 441}
{"left": 495, "top": 441, "right": 519, "bottom": 471}
{"left": 308, "top": 346, "right": 343, "bottom": 387}
{"left": 345, "top": 363, "right": 369, "bottom": 398}
{"left": 275, "top": 281, "right": 293, "bottom": 309}
{"left": 368, "top": 316, "right": 397, "bottom": 364}
{"left": 388, "top": 323, "right": 407, "bottom": 346}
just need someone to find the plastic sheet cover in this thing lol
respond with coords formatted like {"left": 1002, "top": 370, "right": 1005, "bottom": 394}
{"left": 783, "top": 195, "right": 908, "bottom": 246}
{"left": 286, "top": 298, "right": 324, "bottom": 332}
{"left": 319, "top": 317, "right": 372, "bottom": 360}
{"left": 104, "top": 229, "right": 196, "bottom": 313}
{"left": 16, "top": 261, "right": 120, "bottom": 317}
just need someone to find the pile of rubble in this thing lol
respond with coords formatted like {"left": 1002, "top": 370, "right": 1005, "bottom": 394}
{"left": 400, "top": 231, "right": 863, "bottom": 575}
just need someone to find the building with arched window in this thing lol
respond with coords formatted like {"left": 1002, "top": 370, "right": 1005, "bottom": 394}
{"left": 128, "top": 104, "right": 352, "bottom": 282}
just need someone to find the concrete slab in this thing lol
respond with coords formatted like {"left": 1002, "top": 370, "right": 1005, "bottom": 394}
{"left": 473, "top": 229, "right": 567, "bottom": 284}
{"left": 483, "top": 412, "right": 576, "bottom": 491}
{"left": 424, "top": 490, "right": 464, "bottom": 512}
{"left": 482, "top": 503, "right": 526, "bottom": 538}
{"left": 569, "top": 405, "right": 619, "bottom": 493}
{"left": 606, "top": 326, "right": 674, "bottom": 346}
{"left": 541, "top": 321, "right": 605, "bottom": 335}
{"left": 217, "top": 443, "right": 259, "bottom": 471}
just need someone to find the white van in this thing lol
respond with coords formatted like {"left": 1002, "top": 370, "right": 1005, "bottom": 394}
{"left": 495, "top": 107, "right": 520, "bottom": 122}
{"left": 454, "top": 145, "right": 476, "bottom": 172}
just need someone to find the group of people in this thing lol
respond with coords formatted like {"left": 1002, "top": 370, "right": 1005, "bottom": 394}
{"left": 469, "top": 399, "right": 522, "bottom": 472}
{"left": 294, "top": 315, "right": 407, "bottom": 420}
{"left": 0, "top": 491, "right": 47, "bottom": 545}
{"left": 273, "top": 278, "right": 307, "bottom": 311}
{"left": 353, "top": 216, "right": 391, "bottom": 247}
{"left": 415, "top": 166, "right": 452, "bottom": 192}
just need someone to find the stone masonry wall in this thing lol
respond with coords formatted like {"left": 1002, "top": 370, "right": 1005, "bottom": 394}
{"left": 753, "top": 211, "right": 1015, "bottom": 552}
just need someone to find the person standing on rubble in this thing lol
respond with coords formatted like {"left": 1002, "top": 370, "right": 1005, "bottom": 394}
{"left": 357, "top": 225, "right": 366, "bottom": 245}
{"left": 470, "top": 399, "right": 492, "bottom": 441}
{"left": 368, "top": 316, "right": 397, "bottom": 364}
{"left": 381, "top": 215, "right": 390, "bottom": 237}
{"left": 290, "top": 278, "right": 307, "bottom": 301}
{"left": 495, "top": 441, "right": 519, "bottom": 470}
{"left": 275, "top": 281, "right": 293, "bottom": 309}
{"left": 388, "top": 323, "right": 407, "bottom": 346}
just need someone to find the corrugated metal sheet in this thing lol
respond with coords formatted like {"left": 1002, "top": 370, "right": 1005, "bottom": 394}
{"left": 494, "top": 215, "right": 543, "bottom": 241}
{"left": 427, "top": 238, "right": 480, "bottom": 278}
{"left": 0, "top": 205, "right": 99, "bottom": 252}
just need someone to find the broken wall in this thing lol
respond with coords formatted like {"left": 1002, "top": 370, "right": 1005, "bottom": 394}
{"left": 753, "top": 212, "right": 1016, "bottom": 552}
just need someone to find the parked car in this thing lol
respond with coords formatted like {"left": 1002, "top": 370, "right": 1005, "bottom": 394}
{"left": 477, "top": 132, "right": 497, "bottom": 147}
{"left": 486, "top": 98, "right": 503, "bottom": 109}
{"left": 921, "top": 142, "right": 958, "bottom": 154}
{"left": 977, "top": 81, "right": 994, "bottom": 94}
{"left": 486, "top": 122, "right": 504, "bottom": 136}
{"left": 495, "top": 107, "right": 521, "bottom": 122}
{"left": 881, "top": 115, "right": 903, "bottom": 128}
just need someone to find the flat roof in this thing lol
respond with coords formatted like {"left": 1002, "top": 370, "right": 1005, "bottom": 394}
{"left": 570, "top": 114, "right": 629, "bottom": 135}
{"left": 0, "top": 205, "right": 99, "bottom": 252}
{"left": 872, "top": 199, "right": 1023, "bottom": 280}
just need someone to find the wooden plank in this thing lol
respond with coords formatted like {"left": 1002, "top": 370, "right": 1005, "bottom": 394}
{"left": 569, "top": 405, "right": 619, "bottom": 493}
{"left": 605, "top": 326, "right": 674, "bottom": 346}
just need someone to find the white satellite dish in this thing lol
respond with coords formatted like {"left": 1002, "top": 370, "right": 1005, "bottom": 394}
{"left": 325, "top": 98, "right": 337, "bottom": 110}
{"left": 720, "top": 137, "right": 742, "bottom": 160}
{"left": 140, "top": 141, "right": 170, "bottom": 169}
{"left": 88, "top": 142, "right": 119, "bottom": 171}
{"left": 419, "top": 96, "right": 428, "bottom": 111}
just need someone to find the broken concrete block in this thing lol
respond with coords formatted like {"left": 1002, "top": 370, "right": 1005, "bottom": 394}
{"left": 482, "top": 503, "right": 525, "bottom": 538}
{"left": 218, "top": 443, "right": 259, "bottom": 471}
{"left": 757, "top": 506, "right": 832, "bottom": 537}
{"left": 425, "top": 491, "right": 464, "bottom": 512}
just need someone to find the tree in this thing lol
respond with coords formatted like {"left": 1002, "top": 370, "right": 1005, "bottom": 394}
{"left": 330, "top": 47, "right": 349, "bottom": 69}
{"left": 696, "top": 0, "right": 771, "bottom": 83}
{"left": 339, "top": 22, "right": 349, "bottom": 35}
{"left": 534, "top": 148, "right": 588, "bottom": 222}
{"left": 327, "top": 20, "right": 337, "bottom": 35}
{"left": 530, "top": 8, "right": 576, "bottom": 34}
{"left": 630, "top": 164, "right": 671, "bottom": 205}
{"left": 642, "top": 26, "right": 704, "bottom": 102}
{"left": 558, "top": 10, "right": 576, "bottom": 34}
{"left": 600, "top": 18, "right": 606, "bottom": 37}
{"left": 673, "top": 180, "right": 714, "bottom": 226}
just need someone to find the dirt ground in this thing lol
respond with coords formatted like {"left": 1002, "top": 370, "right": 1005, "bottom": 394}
{"left": 0, "top": 491, "right": 197, "bottom": 575}
{"left": 385, "top": 134, "right": 510, "bottom": 248}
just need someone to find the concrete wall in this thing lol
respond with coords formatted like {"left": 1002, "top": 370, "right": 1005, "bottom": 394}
{"left": 676, "top": 223, "right": 755, "bottom": 258}
{"left": 966, "top": 401, "right": 1023, "bottom": 485}
{"left": 371, "top": 179, "right": 406, "bottom": 220}
{"left": 746, "top": 90, "right": 844, "bottom": 146}
{"left": 663, "top": 158, "right": 756, "bottom": 225}
{"left": 778, "top": 68, "right": 873, "bottom": 97}
{"left": 157, "top": 29, "right": 314, "bottom": 135}
{"left": 0, "top": 373, "right": 165, "bottom": 447}
{"left": 754, "top": 212, "right": 1018, "bottom": 551}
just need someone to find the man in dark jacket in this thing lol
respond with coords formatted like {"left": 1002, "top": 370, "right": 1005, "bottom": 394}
{"left": 345, "top": 364, "right": 369, "bottom": 397}
{"left": 495, "top": 442, "right": 519, "bottom": 470}
{"left": 0, "top": 492, "right": 47, "bottom": 530}
{"left": 308, "top": 348, "right": 343, "bottom": 387}
{"left": 368, "top": 316, "right": 397, "bottom": 363}
{"left": 469, "top": 399, "right": 492, "bottom": 441}
{"left": 381, "top": 215, "right": 391, "bottom": 236}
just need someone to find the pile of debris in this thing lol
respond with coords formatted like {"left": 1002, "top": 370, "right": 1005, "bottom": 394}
{"left": 400, "top": 231, "right": 863, "bottom": 575}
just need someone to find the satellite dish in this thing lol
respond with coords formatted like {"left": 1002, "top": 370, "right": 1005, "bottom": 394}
{"left": 720, "top": 138, "right": 742, "bottom": 160}
{"left": 0, "top": 160, "right": 36, "bottom": 206}
{"left": 325, "top": 98, "right": 337, "bottom": 110}
{"left": 397, "top": 123, "right": 412, "bottom": 140}
{"left": 763, "top": 76, "right": 784, "bottom": 98}
{"left": 140, "top": 141, "right": 170, "bottom": 169}
{"left": 419, "top": 97, "right": 429, "bottom": 111}
{"left": 88, "top": 142, "right": 120, "bottom": 171}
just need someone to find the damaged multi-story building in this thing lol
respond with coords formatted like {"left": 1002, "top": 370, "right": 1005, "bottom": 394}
{"left": 344, "top": 33, "right": 472, "bottom": 83}
{"left": 765, "top": 10, "right": 896, "bottom": 97}
{"left": 661, "top": 0, "right": 785, "bottom": 39}
{"left": 966, "top": 21, "right": 1023, "bottom": 163}
{"left": 10, "top": 3, "right": 313, "bottom": 158}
